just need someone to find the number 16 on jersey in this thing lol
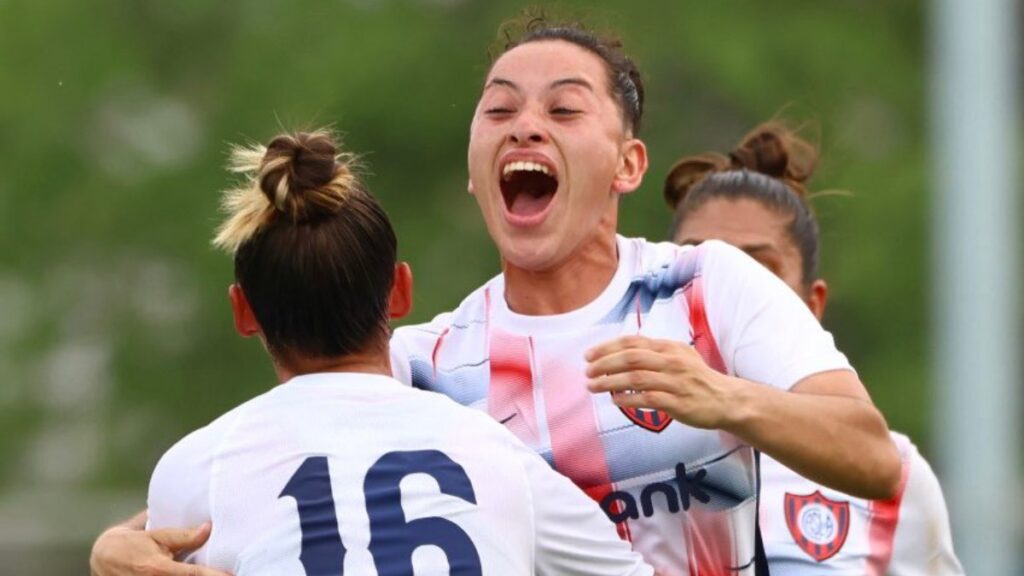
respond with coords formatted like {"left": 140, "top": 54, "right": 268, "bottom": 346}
{"left": 280, "top": 450, "right": 484, "bottom": 575}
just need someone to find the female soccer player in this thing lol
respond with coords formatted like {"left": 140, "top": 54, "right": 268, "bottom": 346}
{"left": 91, "top": 16, "right": 901, "bottom": 576}
{"left": 387, "top": 17, "right": 900, "bottom": 575}
{"left": 128, "top": 129, "right": 654, "bottom": 575}
{"left": 666, "top": 121, "right": 963, "bottom": 575}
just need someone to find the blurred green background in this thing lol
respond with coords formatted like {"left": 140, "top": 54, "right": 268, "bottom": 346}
{"left": 0, "top": 0, "right": 1018, "bottom": 573}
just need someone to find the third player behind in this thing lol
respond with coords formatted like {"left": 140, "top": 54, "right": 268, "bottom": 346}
{"left": 665, "top": 120, "right": 964, "bottom": 575}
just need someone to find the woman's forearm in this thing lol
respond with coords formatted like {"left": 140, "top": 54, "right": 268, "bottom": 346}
{"left": 723, "top": 373, "right": 901, "bottom": 500}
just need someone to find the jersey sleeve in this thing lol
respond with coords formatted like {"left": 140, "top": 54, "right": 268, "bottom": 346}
{"left": 146, "top": 426, "right": 217, "bottom": 564}
{"left": 390, "top": 312, "right": 456, "bottom": 387}
{"left": 889, "top": 439, "right": 965, "bottom": 575}
{"left": 389, "top": 329, "right": 414, "bottom": 386}
{"left": 512, "top": 439, "right": 654, "bottom": 576}
{"left": 699, "top": 240, "right": 853, "bottom": 390}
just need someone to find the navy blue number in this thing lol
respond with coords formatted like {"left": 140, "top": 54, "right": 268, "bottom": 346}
{"left": 279, "top": 456, "right": 346, "bottom": 576}
{"left": 281, "top": 450, "right": 482, "bottom": 575}
{"left": 364, "top": 450, "right": 482, "bottom": 576}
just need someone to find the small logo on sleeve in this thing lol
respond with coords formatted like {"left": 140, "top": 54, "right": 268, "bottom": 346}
{"left": 784, "top": 491, "right": 850, "bottom": 562}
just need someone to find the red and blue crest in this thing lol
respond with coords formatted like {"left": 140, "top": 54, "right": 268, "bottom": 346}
{"left": 784, "top": 491, "right": 850, "bottom": 562}
{"left": 619, "top": 406, "right": 672, "bottom": 433}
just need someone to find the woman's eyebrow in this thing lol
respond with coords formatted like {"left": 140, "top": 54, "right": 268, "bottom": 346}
{"left": 550, "top": 77, "right": 594, "bottom": 92}
{"left": 483, "top": 77, "right": 519, "bottom": 93}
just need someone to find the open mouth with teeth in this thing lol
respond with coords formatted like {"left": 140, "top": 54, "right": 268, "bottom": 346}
{"left": 501, "top": 161, "right": 558, "bottom": 218}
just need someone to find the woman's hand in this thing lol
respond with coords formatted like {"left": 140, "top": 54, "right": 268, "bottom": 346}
{"left": 90, "top": 520, "right": 232, "bottom": 576}
{"left": 585, "top": 335, "right": 741, "bottom": 430}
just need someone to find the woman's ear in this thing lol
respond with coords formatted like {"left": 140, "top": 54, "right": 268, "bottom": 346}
{"left": 228, "top": 284, "right": 261, "bottom": 337}
{"left": 611, "top": 138, "right": 649, "bottom": 195}
{"left": 389, "top": 262, "right": 413, "bottom": 320}
{"left": 807, "top": 278, "right": 829, "bottom": 322}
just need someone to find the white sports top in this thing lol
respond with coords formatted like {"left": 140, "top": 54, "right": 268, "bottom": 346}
{"left": 392, "top": 237, "right": 853, "bottom": 575}
{"left": 147, "top": 372, "right": 653, "bottom": 575}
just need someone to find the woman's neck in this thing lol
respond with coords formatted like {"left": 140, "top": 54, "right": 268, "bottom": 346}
{"left": 502, "top": 232, "right": 619, "bottom": 316}
{"left": 272, "top": 347, "right": 392, "bottom": 384}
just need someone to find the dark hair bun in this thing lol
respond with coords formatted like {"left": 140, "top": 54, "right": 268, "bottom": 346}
{"left": 731, "top": 122, "right": 817, "bottom": 188}
{"left": 255, "top": 131, "right": 354, "bottom": 222}
{"left": 260, "top": 132, "right": 336, "bottom": 201}
{"left": 663, "top": 121, "right": 818, "bottom": 208}
{"left": 663, "top": 152, "right": 731, "bottom": 209}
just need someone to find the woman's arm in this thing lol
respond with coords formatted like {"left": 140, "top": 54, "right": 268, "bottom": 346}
{"left": 585, "top": 337, "right": 901, "bottom": 500}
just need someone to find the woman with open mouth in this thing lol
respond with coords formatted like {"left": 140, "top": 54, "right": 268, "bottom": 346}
{"left": 389, "top": 15, "right": 901, "bottom": 576}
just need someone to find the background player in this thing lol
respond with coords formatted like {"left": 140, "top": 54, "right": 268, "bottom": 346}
{"left": 665, "top": 120, "right": 963, "bottom": 575}
{"left": 137, "top": 129, "right": 654, "bottom": 575}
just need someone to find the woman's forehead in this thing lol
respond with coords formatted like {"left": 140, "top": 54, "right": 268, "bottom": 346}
{"left": 677, "top": 198, "right": 791, "bottom": 245}
{"left": 487, "top": 40, "right": 609, "bottom": 89}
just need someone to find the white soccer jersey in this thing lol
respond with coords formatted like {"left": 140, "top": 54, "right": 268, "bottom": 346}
{"left": 391, "top": 236, "right": 853, "bottom": 576}
{"left": 759, "top": 432, "right": 964, "bottom": 576}
{"left": 146, "top": 372, "right": 653, "bottom": 576}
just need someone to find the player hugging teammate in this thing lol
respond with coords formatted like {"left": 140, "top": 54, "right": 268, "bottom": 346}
{"left": 90, "top": 13, "right": 923, "bottom": 576}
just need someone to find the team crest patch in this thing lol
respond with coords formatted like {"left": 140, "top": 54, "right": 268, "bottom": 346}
{"left": 619, "top": 407, "right": 672, "bottom": 433}
{"left": 784, "top": 491, "right": 850, "bottom": 562}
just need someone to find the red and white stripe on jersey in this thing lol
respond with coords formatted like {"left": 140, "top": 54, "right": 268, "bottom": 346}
{"left": 487, "top": 326, "right": 539, "bottom": 446}
{"left": 866, "top": 442, "right": 911, "bottom": 576}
